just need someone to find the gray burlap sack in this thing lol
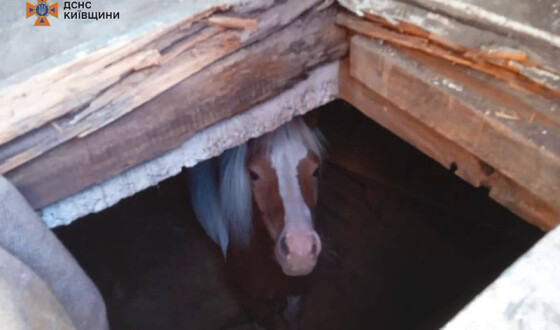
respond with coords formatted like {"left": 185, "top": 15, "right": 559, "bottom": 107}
{"left": 0, "top": 176, "right": 108, "bottom": 330}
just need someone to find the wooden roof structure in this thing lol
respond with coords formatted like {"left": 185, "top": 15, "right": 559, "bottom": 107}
{"left": 1, "top": 0, "right": 559, "bottom": 227}
{"left": 1, "top": 0, "right": 347, "bottom": 215}
{"left": 338, "top": 0, "right": 560, "bottom": 231}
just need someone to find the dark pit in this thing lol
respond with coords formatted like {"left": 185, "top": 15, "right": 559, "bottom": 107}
{"left": 54, "top": 100, "right": 543, "bottom": 330}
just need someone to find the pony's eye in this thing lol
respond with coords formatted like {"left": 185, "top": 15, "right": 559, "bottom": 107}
{"left": 312, "top": 168, "right": 320, "bottom": 178}
{"left": 249, "top": 170, "right": 260, "bottom": 181}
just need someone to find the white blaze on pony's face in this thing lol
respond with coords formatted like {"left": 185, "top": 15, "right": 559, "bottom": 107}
{"left": 247, "top": 120, "right": 323, "bottom": 276}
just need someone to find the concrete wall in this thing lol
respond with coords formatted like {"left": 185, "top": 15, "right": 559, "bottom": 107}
{"left": 443, "top": 226, "right": 560, "bottom": 330}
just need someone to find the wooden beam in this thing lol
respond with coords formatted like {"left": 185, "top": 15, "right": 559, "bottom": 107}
{"left": 0, "top": 0, "right": 325, "bottom": 174}
{"left": 348, "top": 35, "right": 560, "bottom": 214}
{"left": 336, "top": 12, "right": 560, "bottom": 100}
{"left": 0, "top": 7, "right": 223, "bottom": 147}
{"left": 340, "top": 58, "right": 559, "bottom": 230}
{"left": 337, "top": 0, "right": 560, "bottom": 92}
{"left": 336, "top": 14, "right": 560, "bottom": 150}
{"left": 5, "top": 4, "right": 347, "bottom": 210}
{"left": 41, "top": 63, "right": 339, "bottom": 227}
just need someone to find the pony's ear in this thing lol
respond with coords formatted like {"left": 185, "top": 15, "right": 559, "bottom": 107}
{"left": 302, "top": 111, "right": 319, "bottom": 130}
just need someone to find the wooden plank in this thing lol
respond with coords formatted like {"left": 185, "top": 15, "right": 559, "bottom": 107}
{"left": 339, "top": 60, "right": 559, "bottom": 230}
{"left": 5, "top": 5, "right": 347, "bottom": 210}
{"left": 0, "top": 0, "right": 323, "bottom": 174}
{"left": 0, "top": 6, "right": 224, "bottom": 146}
{"left": 336, "top": 12, "right": 560, "bottom": 100}
{"left": 348, "top": 35, "right": 560, "bottom": 217}
{"left": 0, "top": 0, "right": 273, "bottom": 83}
{"left": 208, "top": 16, "right": 259, "bottom": 31}
{"left": 337, "top": 0, "right": 560, "bottom": 92}
{"left": 40, "top": 63, "right": 339, "bottom": 227}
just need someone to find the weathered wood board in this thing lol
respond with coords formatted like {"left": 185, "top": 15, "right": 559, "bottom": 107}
{"left": 340, "top": 34, "right": 560, "bottom": 230}
{"left": 0, "top": 0, "right": 332, "bottom": 172}
{"left": 0, "top": 0, "right": 270, "bottom": 84}
{"left": 2, "top": 0, "right": 558, "bottom": 233}
{"left": 339, "top": 61, "right": 559, "bottom": 230}
{"left": 1, "top": 1, "right": 346, "bottom": 210}
{"left": 335, "top": 1, "right": 560, "bottom": 231}
{"left": 338, "top": 0, "right": 560, "bottom": 92}
{"left": 40, "top": 63, "right": 339, "bottom": 227}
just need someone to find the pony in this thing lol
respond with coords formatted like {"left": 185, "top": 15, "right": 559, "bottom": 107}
{"left": 188, "top": 116, "right": 325, "bottom": 328}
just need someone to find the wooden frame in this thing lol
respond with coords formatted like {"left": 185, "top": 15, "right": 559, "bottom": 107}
{"left": 335, "top": 1, "right": 560, "bottom": 231}
{"left": 1, "top": 0, "right": 559, "bottom": 232}
{"left": 1, "top": 0, "right": 347, "bottom": 210}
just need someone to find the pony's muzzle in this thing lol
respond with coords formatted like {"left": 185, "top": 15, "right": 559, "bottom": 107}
{"left": 276, "top": 231, "right": 321, "bottom": 276}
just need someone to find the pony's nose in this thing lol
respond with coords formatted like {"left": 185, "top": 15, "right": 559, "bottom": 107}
{"left": 279, "top": 232, "right": 321, "bottom": 259}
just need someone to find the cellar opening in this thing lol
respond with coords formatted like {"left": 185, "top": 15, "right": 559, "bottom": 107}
{"left": 54, "top": 100, "right": 543, "bottom": 330}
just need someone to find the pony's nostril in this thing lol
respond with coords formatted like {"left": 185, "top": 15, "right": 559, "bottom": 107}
{"left": 310, "top": 234, "right": 320, "bottom": 256}
{"left": 280, "top": 236, "right": 290, "bottom": 256}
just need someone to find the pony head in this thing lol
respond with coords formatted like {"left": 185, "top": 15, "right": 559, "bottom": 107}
{"left": 220, "top": 117, "right": 325, "bottom": 276}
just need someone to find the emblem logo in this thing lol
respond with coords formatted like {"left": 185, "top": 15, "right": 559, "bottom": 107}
{"left": 26, "top": 0, "right": 58, "bottom": 26}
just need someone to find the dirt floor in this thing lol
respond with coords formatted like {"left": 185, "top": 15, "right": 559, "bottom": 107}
{"left": 54, "top": 101, "right": 543, "bottom": 330}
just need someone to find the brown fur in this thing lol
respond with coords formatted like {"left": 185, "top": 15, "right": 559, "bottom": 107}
{"left": 226, "top": 150, "right": 320, "bottom": 327}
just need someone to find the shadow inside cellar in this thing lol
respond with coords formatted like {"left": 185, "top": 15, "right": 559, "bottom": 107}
{"left": 55, "top": 100, "right": 543, "bottom": 330}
